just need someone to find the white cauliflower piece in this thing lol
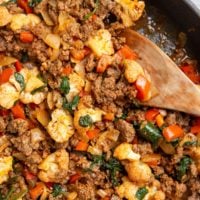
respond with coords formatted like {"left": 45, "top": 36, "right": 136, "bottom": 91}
{"left": 47, "top": 90, "right": 63, "bottom": 110}
{"left": 0, "top": 82, "right": 19, "bottom": 109}
{"left": 115, "top": 0, "right": 145, "bottom": 27}
{"left": 38, "top": 149, "right": 69, "bottom": 183}
{"left": 66, "top": 72, "right": 85, "bottom": 102}
{"left": 114, "top": 143, "right": 140, "bottom": 161}
{"left": 124, "top": 60, "right": 144, "bottom": 83}
{"left": 86, "top": 29, "right": 114, "bottom": 57}
{"left": 116, "top": 177, "right": 138, "bottom": 200}
{"left": 116, "top": 177, "right": 165, "bottom": 200}
{"left": 47, "top": 109, "right": 74, "bottom": 143}
{"left": 9, "top": 68, "right": 46, "bottom": 104}
{"left": 125, "top": 160, "right": 153, "bottom": 184}
{"left": 30, "top": 128, "right": 45, "bottom": 146}
{"left": 0, "top": 6, "right": 12, "bottom": 27}
{"left": 10, "top": 13, "right": 41, "bottom": 31}
{"left": 74, "top": 107, "right": 105, "bottom": 140}
{"left": 0, "top": 156, "right": 13, "bottom": 184}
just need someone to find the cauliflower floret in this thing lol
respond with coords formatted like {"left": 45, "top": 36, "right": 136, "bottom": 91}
{"left": 30, "top": 128, "right": 45, "bottom": 146}
{"left": 116, "top": 177, "right": 138, "bottom": 200}
{"left": 10, "top": 13, "right": 41, "bottom": 31}
{"left": 115, "top": 0, "right": 145, "bottom": 27}
{"left": 9, "top": 68, "right": 46, "bottom": 104}
{"left": 66, "top": 72, "right": 85, "bottom": 102}
{"left": 0, "top": 6, "right": 12, "bottom": 27}
{"left": 47, "top": 90, "right": 63, "bottom": 110}
{"left": 125, "top": 160, "right": 153, "bottom": 184}
{"left": 114, "top": 143, "right": 140, "bottom": 161}
{"left": 0, "top": 82, "right": 19, "bottom": 109}
{"left": 38, "top": 149, "right": 69, "bottom": 183}
{"left": 124, "top": 60, "right": 144, "bottom": 83}
{"left": 116, "top": 177, "right": 165, "bottom": 200}
{"left": 0, "top": 156, "right": 13, "bottom": 184}
{"left": 47, "top": 109, "right": 74, "bottom": 143}
{"left": 74, "top": 107, "right": 105, "bottom": 140}
{"left": 86, "top": 29, "right": 114, "bottom": 57}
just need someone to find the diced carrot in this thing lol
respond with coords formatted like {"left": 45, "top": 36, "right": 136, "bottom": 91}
{"left": 11, "top": 103, "right": 26, "bottom": 120}
{"left": 145, "top": 109, "right": 159, "bottom": 122}
{"left": 92, "top": 14, "right": 97, "bottom": 21}
{"left": 156, "top": 114, "right": 164, "bottom": 127}
{"left": 23, "top": 169, "right": 36, "bottom": 180}
{"left": 0, "top": 68, "right": 14, "bottom": 84}
{"left": 163, "top": 124, "right": 184, "bottom": 142}
{"left": 96, "top": 55, "right": 112, "bottom": 73}
{"left": 135, "top": 75, "right": 151, "bottom": 101}
{"left": 17, "top": 0, "right": 33, "bottom": 14}
{"left": 62, "top": 65, "right": 73, "bottom": 76}
{"left": 79, "top": 90, "right": 88, "bottom": 97}
{"left": 20, "top": 31, "right": 34, "bottom": 43}
{"left": 86, "top": 128, "right": 100, "bottom": 140}
{"left": 69, "top": 172, "right": 81, "bottom": 184}
{"left": 191, "top": 125, "right": 200, "bottom": 135}
{"left": 142, "top": 153, "right": 161, "bottom": 167}
{"left": 71, "top": 49, "right": 85, "bottom": 61}
{"left": 15, "top": 60, "right": 23, "bottom": 72}
{"left": 180, "top": 65, "right": 200, "bottom": 84}
{"left": 29, "top": 182, "right": 45, "bottom": 200}
{"left": 83, "top": 47, "right": 91, "bottom": 56}
{"left": 75, "top": 141, "right": 89, "bottom": 151}
{"left": 101, "top": 197, "right": 110, "bottom": 200}
{"left": 117, "top": 45, "right": 138, "bottom": 60}
{"left": 104, "top": 113, "right": 115, "bottom": 121}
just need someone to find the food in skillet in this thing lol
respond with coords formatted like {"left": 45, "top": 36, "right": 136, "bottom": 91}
{"left": 0, "top": 0, "right": 199, "bottom": 199}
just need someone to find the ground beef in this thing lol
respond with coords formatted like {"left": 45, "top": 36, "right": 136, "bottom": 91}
{"left": 115, "top": 119, "right": 135, "bottom": 143}
{"left": 6, "top": 119, "right": 29, "bottom": 135}
{"left": 85, "top": 54, "right": 96, "bottom": 72}
{"left": 0, "top": 36, "right": 6, "bottom": 52}
{"left": 0, "top": 117, "right": 7, "bottom": 133}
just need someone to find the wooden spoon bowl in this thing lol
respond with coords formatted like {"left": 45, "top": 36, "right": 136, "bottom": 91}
{"left": 121, "top": 29, "right": 200, "bottom": 116}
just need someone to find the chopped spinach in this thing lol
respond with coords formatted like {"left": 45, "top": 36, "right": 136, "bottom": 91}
{"left": 171, "top": 138, "right": 180, "bottom": 147}
{"left": 29, "top": 0, "right": 42, "bottom": 7}
{"left": 4, "top": 187, "right": 15, "bottom": 200}
{"left": 63, "top": 95, "right": 80, "bottom": 113}
{"left": 114, "top": 110, "right": 128, "bottom": 122}
{"left": 31, "top": 85, "right": 46, "bottom": 94}
{"left": 84, "top": 0, "right": 99, "bottom": 20}
{"left": 139, "top": 122, "right": 162, "bottom": 148}
{"left": 14, "top": 73, "right": 25, "bottom": 91}
{"left": 177, "top": 156, "right": 192, "bottom": 181}
{"left": 60, "top": 77, "right": 70, "bottom": 94}
{"left": 79, "top": 114, "right": 93, "bottom": 127}
{"left": 183, "top": 141, "right": 197, "bottom": 147}
{"left": 21, "top": 52, "right": 29, "bottom": 63}
{"left": 135, "top": 187, "right": 148, "bottom": 200}
{"left": 90, "top": 155, "right": 123, "bottom": 186}
{"left": 52, "top": 184, "right": 63, "bottom": 197}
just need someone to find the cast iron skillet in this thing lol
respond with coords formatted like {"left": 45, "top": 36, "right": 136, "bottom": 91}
{"left": 152, "top": 0, "right": 200, "bottom": 53}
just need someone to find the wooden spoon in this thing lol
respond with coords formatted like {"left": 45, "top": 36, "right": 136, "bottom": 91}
{"left": 121, "top": 29, "right": 200, "bottom": 116}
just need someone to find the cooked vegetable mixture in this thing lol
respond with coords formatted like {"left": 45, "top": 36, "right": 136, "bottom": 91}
{"left": 0, "top": 0, "right": 199, "bottom": 199}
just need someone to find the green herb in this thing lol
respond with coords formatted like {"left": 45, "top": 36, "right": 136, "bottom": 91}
{"left": 21, "top": 52, "right": 29, "bottom": 63}
{"left": 29, "top": 0, "right": 42, "bottom": 7}
{"left": 79, "top": 114, "right": 93, "bottom": 127}
{"left": 84, "top": 0, "right": 99, "bottom": 20}
{"left": 183, "top": 141, "right": 197, "bottom": 147}
{"left": 60, "top": 77, "right": 70, "bottom": 94}
{"left": 4, "top": 187, "right": 15, "bottom": 200}
{"left": 52, "top": 184, "right": 63, "bottom": 197}
{"left": 139, "top": 122, "right": 162, "bottom": 148}
{"left": 135, "top": 187, "right": 148, "bottom": 200}
{"left": 114, "top": 110, "right": 128, "bottom": 122}
{"left": 63, "top": 95, "right": 80, "bottom": 113}
{"left": 0, "top": 0, "right": 16, "bottom": 6}
{"left": 177, "top": 156, "right": 192, "bottom": 181}
{"left": 31, "top": 85, "right": 46, "bottom": 94}
{"left": 14, "top": 73, "right": 25, "bottom": 91}
{"left": 171, "top": 138, "right": 180, "bottom": 147}
{"left": 90, "top": 155, "right": 123, "bottom": 186}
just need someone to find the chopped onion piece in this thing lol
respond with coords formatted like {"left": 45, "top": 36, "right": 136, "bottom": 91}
{"left": 44, "top": 34, "right": 61, "bottom": 49}
{"left": 0, "top": 55, "right": 17, "bottom": 67}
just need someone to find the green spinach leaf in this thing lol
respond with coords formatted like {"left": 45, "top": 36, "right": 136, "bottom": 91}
{"left": 135, "top": 187, "right": 148, "bottom": 200}
{"left": 52, "top": 184, "right": 63, "bottom": 197}
{"left": 84, "top": 0, "right": 99, "bottom": 20}
{"left": 177, "top": 156, "right": 192, "bottom": 181}
{"left": 79, "top": 114, "right": 93, "bottom": 127}
{"left": 63, "top": 95, "right": 80, "bottom": 113}
{"left": 60, "top": 77, "right": 70, "bottom": 94}
{"left": 14, "top": 73, "right": 25, "bottom": 91}
{"left": 31, "top": 85, "right": 46, "bottom": 94}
